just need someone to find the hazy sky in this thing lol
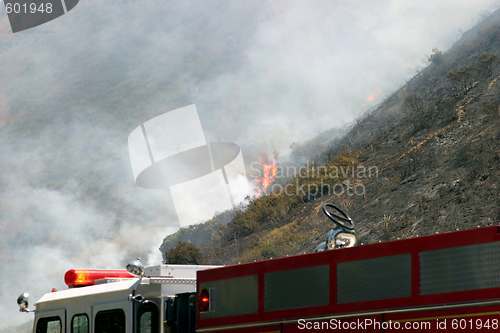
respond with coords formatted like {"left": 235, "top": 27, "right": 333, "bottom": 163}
{"left": 0, "top": 0, "right": 499, "bottom": 329}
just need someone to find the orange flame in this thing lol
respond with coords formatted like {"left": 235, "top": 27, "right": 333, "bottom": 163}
{"left": 254, "top": 151, "right": 278, "bottom": 197}
{"left": 366, "top": 88, "right": 380, "bottom": 102}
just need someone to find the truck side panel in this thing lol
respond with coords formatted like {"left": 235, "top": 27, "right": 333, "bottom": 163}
{"left": 197, "top": 226, "right": 500, "bottom": 332}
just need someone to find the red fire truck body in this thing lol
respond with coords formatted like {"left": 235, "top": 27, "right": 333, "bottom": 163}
{"left": 196, "top": 226, "right": 500, "bottom": 332}
{"left": 25, "top": 226, "right": 500, "bottom": 332}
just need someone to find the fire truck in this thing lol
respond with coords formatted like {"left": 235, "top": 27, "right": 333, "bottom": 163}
{"left": 18, "top": 204, "right": 500, "bottom": 332}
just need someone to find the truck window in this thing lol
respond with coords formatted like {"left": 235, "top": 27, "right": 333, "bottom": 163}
{"left": 95, "top": 309, "right": 125, "bottom": 333}
{"left": 139, "top": 303, "right": 159, "bottom": 333}
{"left": 71, "top": 314, "right": 89, "bottom": 333}
{"left": 36, "top": 316, "right": 62, "bottom": 333}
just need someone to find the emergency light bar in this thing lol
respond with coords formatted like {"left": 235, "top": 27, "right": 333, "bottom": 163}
{"left": 64, "top": 269, "right": 135, "bottom": 288}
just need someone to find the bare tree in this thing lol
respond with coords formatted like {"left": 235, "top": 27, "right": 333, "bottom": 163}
{"left": 428, "top": 48, "right": 444, "bottom": 66}
{"left": 404, "top": 95, "right": 425, "bottom": 114}
{"left": 448, "top": 68, "right": 475, "bottom": 96}
{"left": 477, "top": 53, "right": 499, "bottom": 77}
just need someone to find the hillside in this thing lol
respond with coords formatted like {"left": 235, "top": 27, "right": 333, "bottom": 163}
{"left": 161, "top": 9, "right": 500, "bottom": 265}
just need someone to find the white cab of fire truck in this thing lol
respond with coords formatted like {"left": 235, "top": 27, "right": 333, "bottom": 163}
{"left": 17, "top": 259, "right": 221, "bottom": 333}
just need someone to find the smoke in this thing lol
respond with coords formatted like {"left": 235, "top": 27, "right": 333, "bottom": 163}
{"left": 193, "top": 0, "right": 500, "bottom": 154}
{"left": 0, "top": 112, "right": 178, "bottom": 328}
{"left": 0, "top": 0, "right": 498, "bottom": 329}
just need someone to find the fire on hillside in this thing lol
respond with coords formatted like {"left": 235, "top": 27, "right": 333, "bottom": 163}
{"left": 254, "top": 151, "right": 278, "bottom": 197}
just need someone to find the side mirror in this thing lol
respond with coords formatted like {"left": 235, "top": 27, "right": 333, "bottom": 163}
{"left": 314, "top": 228, "right": 357, "bottom": 252}
{"left": 326, "top": 228, "right": 357, "bottom": 249}
{"left": 17, "top": 293, "right": 32, "bottom": 313}
{"left": 315, "top": 203, "right": 358, "bottom": 252}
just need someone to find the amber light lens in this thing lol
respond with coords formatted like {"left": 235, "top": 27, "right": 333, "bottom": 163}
{"left": 199, "top": 289, "right": 210, "bottom": 312}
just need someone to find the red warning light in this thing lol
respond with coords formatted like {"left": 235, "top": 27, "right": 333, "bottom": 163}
{"left": 199, "top": 288, "right": 210, "bottom": 312}
{"left": 64, "top": 269, "right": 135, "bottom": 288}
